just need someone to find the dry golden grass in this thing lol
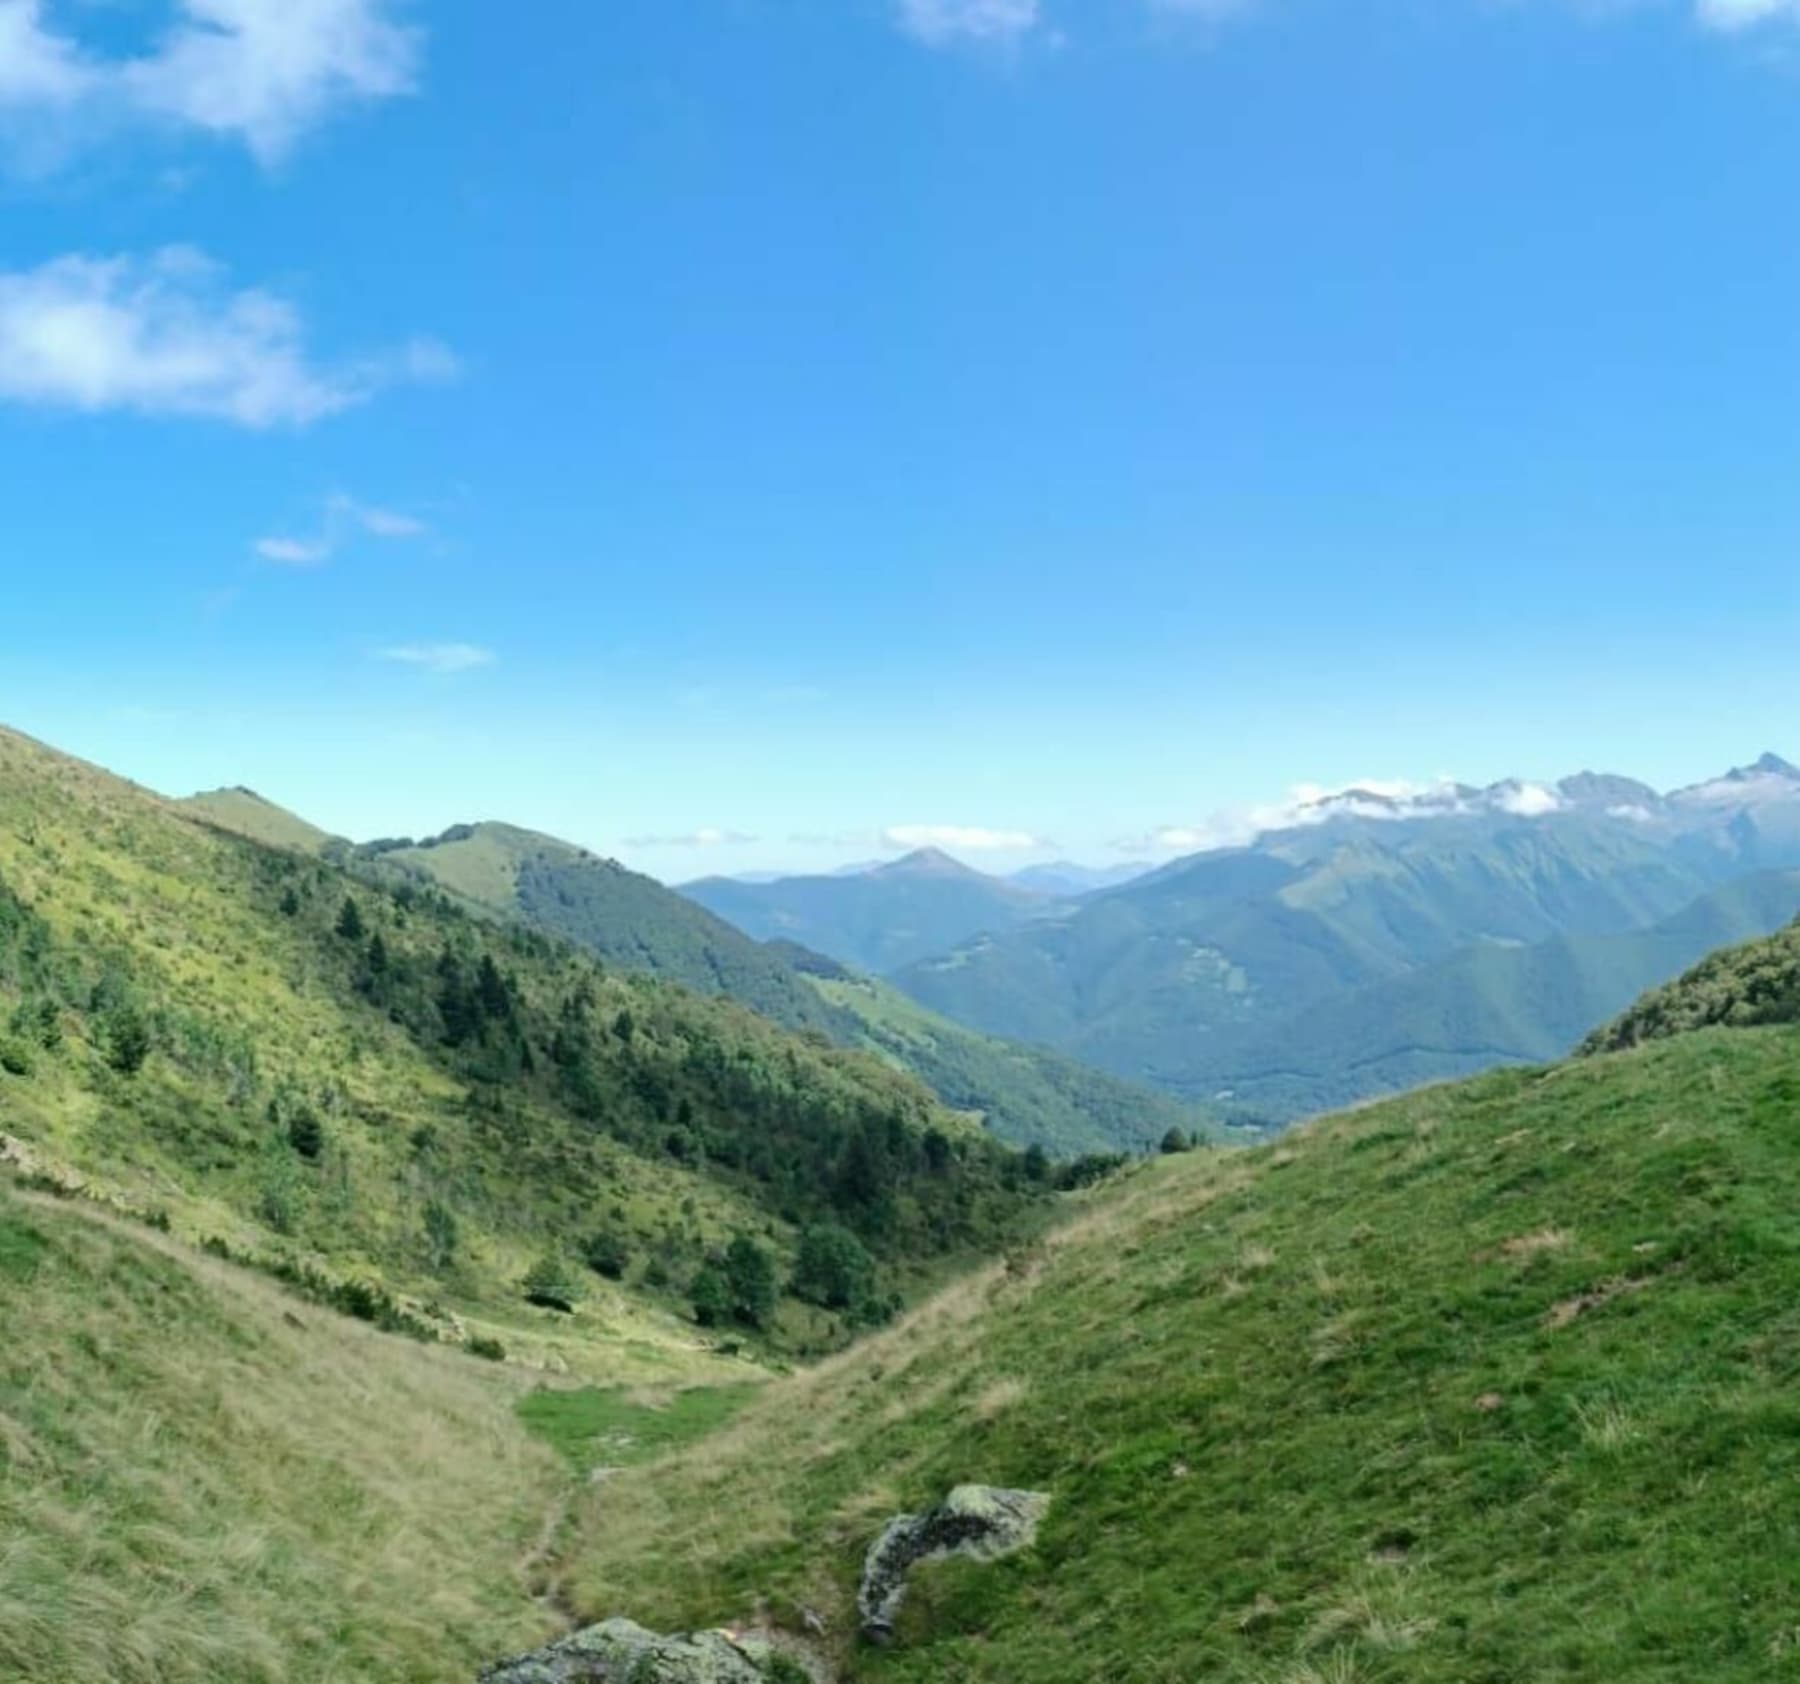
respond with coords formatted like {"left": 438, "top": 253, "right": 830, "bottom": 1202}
{"left": 0, "top": 1187, "right": 570, "bottom": 1684}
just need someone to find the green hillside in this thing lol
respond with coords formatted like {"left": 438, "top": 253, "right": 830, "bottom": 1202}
{"left": 683, "top": 849, "right": 1053, "bottom": 976}
{"left": 798, "top": 961, "right": 1247, "bottom": 1156}
{"left": 560, "top": 1019, "right": 1800, "bottom": 1682}
{"left": 182, "top": 786, "right": 338, "bottom": 856}
{"left": 0, "top": 726, "right": 1037, "bottom": 1354}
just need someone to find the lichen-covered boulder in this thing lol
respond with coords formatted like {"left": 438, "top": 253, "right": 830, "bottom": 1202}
{"left": 478, "top": 1617, "right": 775, "bottom": 1683}
{"left": 857, "top": 1483, "right": 1050, "bottom": 1643}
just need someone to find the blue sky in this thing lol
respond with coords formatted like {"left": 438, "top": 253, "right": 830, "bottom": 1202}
{"left": 2, "top": 0, "right": 1798, "bottom": 881}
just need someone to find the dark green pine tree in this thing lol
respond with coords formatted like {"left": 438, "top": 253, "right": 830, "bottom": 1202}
{"left": 335, "top": 898, "right": 366, "bottom": 942}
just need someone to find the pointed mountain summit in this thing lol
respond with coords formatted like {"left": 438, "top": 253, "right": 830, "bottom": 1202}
{"left": 872, "top": 847, "right": 1014, "bottom": 884}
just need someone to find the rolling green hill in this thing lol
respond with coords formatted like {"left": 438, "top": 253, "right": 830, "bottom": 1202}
{"left": 0, "top": 725, "right": 1038, "bottom": 1355}
{"left": 558, "top": 1015, "right": 1800, "bottom": 1682}
{"left": 683, "top": 849, "right": 1055, "bottom": 976}
{"left": 182, "top": 786, "right": 338, "bottom": 856}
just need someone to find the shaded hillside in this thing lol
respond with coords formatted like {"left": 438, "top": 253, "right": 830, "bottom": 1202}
{"left": 683, "top": 848, "right": 1053, "bottom": 975}
{"left": 0, "top": 726, "right": 1037, "bottom": 1349}
{"left": 564, "top": 1020, "right": 1800, "bottom": 1682}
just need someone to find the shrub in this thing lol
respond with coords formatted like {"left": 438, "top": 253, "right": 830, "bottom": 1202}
{"left": 583, "top": 1227, "right": 632, "bottom": 1281}
{"left": 724, "top": 1234, "right": 777, "bottom": 1328}
{"left": 0, "top": 1036, "right": 32, "bottom": 1076}
{"left": 791, "top": 1223, "right": 875, "bottom": 1313}
{"left": 287, "top": 1108, "right": 325, "bottom": 1161}
{"left": 690, "top": 1264, "right": 730, "bottom": 1328}
{"left": 467, "top": 1335, "right": 507, "bottom": 1362}
{"left": 106, "top": 1006, "right": 152, "bottom": 1076}
{"left": 523, "top": 1254, "right": 582, "bottom": 1313}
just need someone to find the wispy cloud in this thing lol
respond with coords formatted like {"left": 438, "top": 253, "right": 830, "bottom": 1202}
{"left": 622, "top": 827, "right": 759, "bottom": 849}
{"left": 255, "top": 491, "right": 428, "bottom": 565}
{"left": 254, "top": 535, "right": 332, "bottom": 566}
{"left": 1697, "top": 0, "right": 1800, "bottom": 26}
{"left": 0, "top": 0, "right": 417, "bottom": 166}
{"left": 897, "top": 0, "right": 1042, "bottom": 47}
{"left": 378, "top": 642, "right": 495, "bottom": 675}
{"left": 882, "top": 823, "right": 1045, "bottom": 851}
{"left": 0, "top": 247, "right": 455, "bottom": 428}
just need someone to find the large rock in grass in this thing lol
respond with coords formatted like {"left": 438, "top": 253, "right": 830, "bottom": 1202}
{"left": 477, "top": 1617, "right": 777, "bottom": 1683}
{"left": 857, "top": 1484, "right": 1050, "bottom": 1643}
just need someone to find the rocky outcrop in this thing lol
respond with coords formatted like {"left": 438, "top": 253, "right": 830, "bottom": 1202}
{"left": 477, "top": 1617, "right": 778, "bottom": 1683}
{"left": 856, "top": 1484, "right": 1050, "bottom": 1643}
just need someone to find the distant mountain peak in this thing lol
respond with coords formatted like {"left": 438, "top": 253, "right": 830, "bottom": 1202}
{"left": 874, "top": 847, "right": 988, "bottom": 880}
{"left": 1746, "top": 752, "right": 1800, "bottom": 780}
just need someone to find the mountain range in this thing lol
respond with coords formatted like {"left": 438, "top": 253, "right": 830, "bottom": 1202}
{"left": 672, "top": 757, "right": 1800, "bottom": 1123}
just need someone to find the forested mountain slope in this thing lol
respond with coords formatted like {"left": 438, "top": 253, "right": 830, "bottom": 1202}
{"left": 896, "top": 765, "right": 1800, "bottom": 1119}
{"left": 1, "top": 725, "right": 1037, "bottom": 1352}
{"left": 183, "top": 797, "right": 1212, "bottom": 1159}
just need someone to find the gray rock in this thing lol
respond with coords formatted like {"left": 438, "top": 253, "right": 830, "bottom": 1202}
{"left": 856, "top": 1483, "right": 1050, "bottom": 1643}
{"left": 478, "top": 1616, "right": 776, "bottom": 1683}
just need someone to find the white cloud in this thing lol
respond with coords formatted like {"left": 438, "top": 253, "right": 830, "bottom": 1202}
{"left": 0, "top": 0, "right": 416, "bottom": 165}
{"left": 882, "top": 823, "right": 1045, "bottom": 851}
{"left": 897, "top": 0, "right": 1041, "bottom": 46}
{"left": 622, "top": 827, "right": 759, "bottom": 849}
{"left": 0, "top": 2, "right": 91, "bottom": 105}
{"left": 352, "top": 502, "right": 426, "bottom": 539}
{"left": 1491, "top": 780, "right": 1564, "bottom": 818}
{"left": 1126, "top": 774, "right": 1575, "bottom": 856}
{"left": 378, "top": 642, "right": 494, "bottom": 674}
{"left": 0, "top": 248, "right": 453, "bottom": 427}
{"left": 254, "top": 534, "right": 331, "bottom": 565}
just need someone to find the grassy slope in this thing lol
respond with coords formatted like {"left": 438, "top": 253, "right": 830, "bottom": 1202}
{"left": 0, "top": 1184, "right": 570, "bottom": 1684}
{"left": 565, "top": 1024, "right": 1800, "bottom": 1681}
{"left": 180, "top": 787, "right": 336, "bottom": 856}
{"left": 0, "top": 725, "right": 1030, "bottom": 1355}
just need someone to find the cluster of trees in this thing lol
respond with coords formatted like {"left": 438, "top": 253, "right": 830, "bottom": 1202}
{"left": 527, "top": 1218, "right": 886, "bottom": 1336}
